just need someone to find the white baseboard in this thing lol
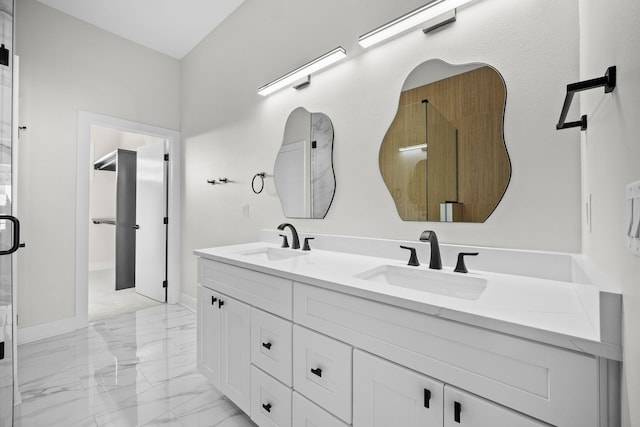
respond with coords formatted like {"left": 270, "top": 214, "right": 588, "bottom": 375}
{"left": 18, "top": 316, "right": 84, "bottom": 345}
{"left": 88, "top": 262, "right": 114, "bottom": 272}
{"left": 179, "top": 292, "right": 196, "bottom": 313}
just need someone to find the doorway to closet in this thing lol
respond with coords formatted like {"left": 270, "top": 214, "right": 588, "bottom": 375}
{"left": 89, "top": 125, "right": 166, "bottom": 321}
{"left": 76, "top": 112, "right": 181, "bottom": 326}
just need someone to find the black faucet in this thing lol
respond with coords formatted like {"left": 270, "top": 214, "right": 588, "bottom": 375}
{"left": 277, "top": 223, "right": 300, "bottom": 249}
{"left": 419, "top": 230, "right": 442, "bottom": 270}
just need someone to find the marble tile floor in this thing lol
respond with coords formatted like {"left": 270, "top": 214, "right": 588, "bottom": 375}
{"left": 89, "top": 268, "right": 162, "bottom": 322}
{"left": 14, "top": 304, "right": 256, "bottom": 427}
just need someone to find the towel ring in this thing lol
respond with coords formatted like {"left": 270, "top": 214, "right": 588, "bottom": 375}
{"left": 252, "top": 172, "right": 266, "bottom": 194}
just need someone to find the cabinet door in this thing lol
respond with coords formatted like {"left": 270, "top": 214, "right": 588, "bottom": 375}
{"left": 353, "top": 350, "right": 443, "bottom": 427}
{"left": 444, "top": 386, "right": 549, "bottom": 427}
{"left": 219, "top": 294, "right": 252, "bottom": 414}
{"left": 197, "top": 285, "right": 221, "bottom": 386}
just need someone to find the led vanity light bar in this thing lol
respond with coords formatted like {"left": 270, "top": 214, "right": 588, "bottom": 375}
{"left": 258, "top": 47, "right": 347, "bottom": 96}
{"left": 358, "top": 0, "right": 472, "bottom": 48}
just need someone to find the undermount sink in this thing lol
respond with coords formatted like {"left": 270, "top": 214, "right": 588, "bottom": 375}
{"left": 355, "top": 265, "right": 487, "bottom": 300}
{"left": 237, "top": 247, "right": 307, "bottom": 261}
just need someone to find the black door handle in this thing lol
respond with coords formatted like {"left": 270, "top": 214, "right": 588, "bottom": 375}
{"left": 218, "top": 299, "right": 224, "bottom": 308}
{"left": 0, "top": 215, "right": 20, "bottom": 255}
{"left": 211, "top": 296, "right": 217, "bottom": 305}
{"left": 262, "top": 342, "right": 272, "bottom": 350}
{"left": 310, "top": 367, "right": 322, "bottom": 377}
{"left": 454, "top": 401, "right": 462, "bottom": 423}
{"left": 262, "top": 403, "right": 272, "bottom": 413}
{"left": 132, "top": 224, "right": 140, "bottom": 229}
{"left": 424, "top": 389, "right": 431, "bottom": 408}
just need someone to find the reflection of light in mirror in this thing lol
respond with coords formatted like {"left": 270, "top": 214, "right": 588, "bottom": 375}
{"left": 399, "top": 143, "right": 428, "bottom": 152}
{"left": 358, "top": 0, "right": 473, "bottom": 48}
{"left": 257, "top": 47, "right": 347, "bottom": 96}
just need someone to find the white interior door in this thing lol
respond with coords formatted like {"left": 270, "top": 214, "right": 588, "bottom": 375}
{"left": 135, "top": 140, "right": 167, "bottom": 302}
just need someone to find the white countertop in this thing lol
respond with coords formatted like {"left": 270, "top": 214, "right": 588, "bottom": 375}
{"left": 194, "top": 240, "right": 622, "bottom": 361}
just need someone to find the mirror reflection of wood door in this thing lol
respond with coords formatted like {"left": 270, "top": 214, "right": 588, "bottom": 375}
{"left": 426, "top": 102, "right": 458, "bottom": 221}
{"left": 381, "top": 101, "right": 458, "bottom": 221}
{"left": 380, "top": 63, "right": 509, "bottom": 223}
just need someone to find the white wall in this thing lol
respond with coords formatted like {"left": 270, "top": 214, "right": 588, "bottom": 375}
{"left": 180, "top": 0, "right": 582, "bottom": 300}
{"left": 15, "top": 0, "right": 180, "bottom": 328}
{"left": 579, "top": 0, "right": 640, "bottom": 425}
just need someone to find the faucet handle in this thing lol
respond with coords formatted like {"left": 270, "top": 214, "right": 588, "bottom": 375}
{"left": 278, "top": 234, "right": 289, "bottom": 248}
{"left": 302, "top": 237, "right": 315, "bottom": 251}
{"left": 400, "top": 245, "right": 420, "bottom": 267}
{"left": 454, "top": 252, "right": 479, "bottom": 273}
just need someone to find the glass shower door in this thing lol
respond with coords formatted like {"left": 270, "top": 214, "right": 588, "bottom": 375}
{"left": 0, "top": 0, "right": 15, "bottom": 425}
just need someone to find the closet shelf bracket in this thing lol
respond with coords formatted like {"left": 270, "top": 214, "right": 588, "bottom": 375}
{"left": 556, "top": 66, "right": 616, "bottom": 131}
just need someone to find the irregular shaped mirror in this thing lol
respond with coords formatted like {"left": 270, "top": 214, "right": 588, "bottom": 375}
{"left": 274, "top": 107, "right": 335, "bottom": 218}
{"left": 379, "top": 60, "right": 510, "bottom": 222}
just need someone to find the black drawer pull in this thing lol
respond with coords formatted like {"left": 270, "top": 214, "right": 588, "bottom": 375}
{"left": 454, "top": 401, "right": 462, "bottom": 423}
{"left": 424, "top": 389, "right": 431, "bottom": 408}
{"left": 262, "top": 342, "right": 272, "bottom": 350}
{"left": 218, "top": 299, "right": 224, "bottom": 308}
{"left": 262, "top": 403, "right": 272, "bottom": 413}
{"left": 211, "top": 296, "right": 217, "bottom": 305}
{"left": 310, "top": 367, "right": 322, "bottom": 377}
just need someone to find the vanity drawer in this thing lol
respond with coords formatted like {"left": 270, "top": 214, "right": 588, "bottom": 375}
{"left": 292, "top": 392, "right": 349, "bottom": 427}
{"left": 198, "top": 258, "right": 293, "bottom": 319}
{"left": 251, "top": 365, "right": 292, "bottom": 427}
{"left": 251, "top": 308, "right": 293, "bottom": 386}
{"left": 293, "top": 282, "right": 598, "bottom": 427}
{"left": 292, "top": 325, "right": 352, "bottom": 424}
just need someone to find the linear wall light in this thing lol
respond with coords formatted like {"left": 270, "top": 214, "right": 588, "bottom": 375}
{"left": 358, "top": 0, "right": 472, "bottom": 48}
{"left": 257, "top": 47, "right": 347, "bottom": 96}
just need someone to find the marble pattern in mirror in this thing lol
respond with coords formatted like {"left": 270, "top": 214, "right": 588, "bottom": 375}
{"left": 274, "top": 107, "right": 335, "bottom": 218}
{"left": 379, "top": 60, "right": 510, "bottom": 223}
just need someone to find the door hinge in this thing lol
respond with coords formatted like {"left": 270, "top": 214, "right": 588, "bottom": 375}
{"left": 163, "top": 280, "right": 168, "bottom": 288}
{"left": 0, "top": 341, "right": 4, "bottom": 360}
{"left": 311, "top": 140, "right": 317, "bottom": 149}
{"left": 164, "top": 154, "right": 169, "bottom": 161}
{"left": 163, "top": 217, "right": 168, "bottom": 225}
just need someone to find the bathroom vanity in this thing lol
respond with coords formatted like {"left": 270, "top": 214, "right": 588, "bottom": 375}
{"left": 194, "top": 231, "right": 621, "bottom": 427}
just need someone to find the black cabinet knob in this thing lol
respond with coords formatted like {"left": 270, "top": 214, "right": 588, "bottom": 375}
{"left": 423, "top": 388, "right": 431, "bottom": 408}
{"left": 310, "top": 367, "right": 322, "bottom": 377}
{"left": 218, "top": 299, "right": 224, "bottom": 309}
{"left": 454, "top": 401, "right": 462, "bottom": 423}
{"left": 211, "top": 296, "right": 217, "bottom": 305}
{"left": 262, "top": 342, "right": 272, "bottom": 350}
{"left": 262, "top": 403, "right": 272, "bottom": 413}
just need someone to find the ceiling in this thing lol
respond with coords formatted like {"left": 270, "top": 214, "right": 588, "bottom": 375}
{"left": 37, "top": 0, "right": 245, "bottom": 59}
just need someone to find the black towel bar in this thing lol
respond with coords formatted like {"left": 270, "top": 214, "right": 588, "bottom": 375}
{"left": 556, "top": 66, "right": 616, "bottom": 131}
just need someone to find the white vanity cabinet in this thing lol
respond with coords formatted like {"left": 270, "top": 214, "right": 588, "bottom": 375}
{"left": 353, "top": 350, "right": 547, "bottom": 427}
{"left": 196, "top": 284, "right": 251, "bottom": 414}
{"left": 353, "top": 349, "right": 444, "bottom": 427}
{"left": 196, "top": 256, "right": 610, "bottom": 427}
{"left": 442, "top": 385, "right": 549, "bottom": 427}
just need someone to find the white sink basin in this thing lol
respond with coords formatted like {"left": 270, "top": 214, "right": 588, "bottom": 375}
{"left": 237, "top": 247, "right": 308, "bottom": 261}
{"left": 355, "top": 265, "right": 487, "bottom": 300}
